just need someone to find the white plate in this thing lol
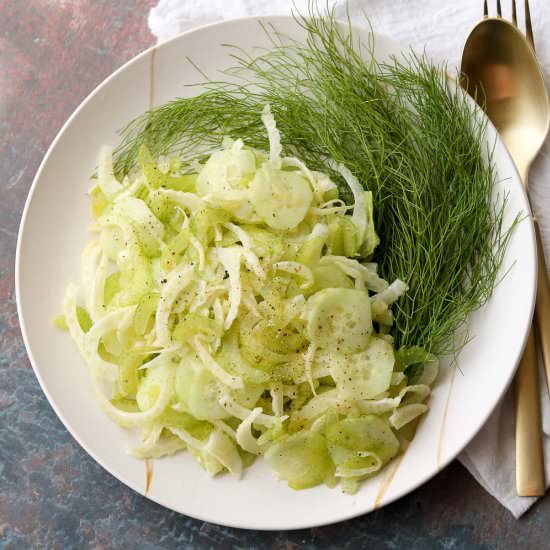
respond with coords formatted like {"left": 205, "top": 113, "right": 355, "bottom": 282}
{"left": 16, "top": 16, "right": 536, "bottom": 530}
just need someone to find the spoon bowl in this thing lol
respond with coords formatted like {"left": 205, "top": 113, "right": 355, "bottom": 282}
{"left": 461, "top": 17, "right": 549, "bottom": 181}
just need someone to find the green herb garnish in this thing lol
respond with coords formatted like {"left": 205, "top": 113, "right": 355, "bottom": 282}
{"left": 113, "top": 4, "right": 516, "bottom": 357}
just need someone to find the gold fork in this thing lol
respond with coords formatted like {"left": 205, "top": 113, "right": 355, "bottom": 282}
{"left": 461, "top": 0, "right": 550, "bottom": 497}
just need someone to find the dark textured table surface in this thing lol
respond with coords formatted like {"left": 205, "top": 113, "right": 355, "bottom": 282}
{"left": 1, "top": 2, "right": 550, "bottom": 549}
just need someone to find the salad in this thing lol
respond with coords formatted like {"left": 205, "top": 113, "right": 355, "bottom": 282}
{"left": 56, "top": 106, "right": 438, "bottom": 493}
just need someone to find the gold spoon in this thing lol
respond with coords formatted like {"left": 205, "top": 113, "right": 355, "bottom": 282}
{"left": 461, "top": 0, "right": 549, "bottom": 497}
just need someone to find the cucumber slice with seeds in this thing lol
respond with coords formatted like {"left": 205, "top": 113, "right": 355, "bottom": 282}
{"left": 305, "top": 288, "right": 372, "bottom": 353}
{"left": 250, "top": 163, "right": 312, "bottom": 230}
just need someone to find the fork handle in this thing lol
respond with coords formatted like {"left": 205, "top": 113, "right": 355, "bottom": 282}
{"left": 515, "top": 217, "right": 548, "bottom": 496}
{"left": 534, "top": 218, "right": 550, "bottom": 395}
{"left": 515, "top": 325, "right": 545, "bottom": 496}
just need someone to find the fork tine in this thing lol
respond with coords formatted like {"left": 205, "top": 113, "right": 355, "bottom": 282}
{"left": 512, "top": 0, "right": 518, "bottom": 26}
{"left": 525, "top": 0, "right": 535, "bottom": 50}
{"left": 484, "top": 0, "right": 488, "bottom": 17}
{"left": 497, "top": 0, "right": 502, "bottom": 16}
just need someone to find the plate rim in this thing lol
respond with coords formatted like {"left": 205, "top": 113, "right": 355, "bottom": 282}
{"left": 15, "top": 14, "right": 537, "bottom": 530}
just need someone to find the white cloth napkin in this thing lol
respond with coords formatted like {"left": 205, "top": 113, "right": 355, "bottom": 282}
{"left": 148, "top": 0, "right": 550, "bottom": 518}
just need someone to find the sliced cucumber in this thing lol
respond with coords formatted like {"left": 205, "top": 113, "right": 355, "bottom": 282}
{"left": 305, "top": 288, "right": 372, "bottom": 353}
{"left": 329, "top": 336, "right": 395, "bottom": 400}
{"left": 250, "top": 163, "right": 312, "bottom": 230}
{"left": 311, "top": 265, "right": 354, "bottom": 293}
{"left": 195, "top": 147, "right": 256, "bottom": 220}
{"left": 175, "top": 359, "right": 229, "bottom": 421}
{"left": 264, "top": 431, "right": 334, "bottom": 489}
{"left": 326, "top": 415, "right": 399, "bottom": 462}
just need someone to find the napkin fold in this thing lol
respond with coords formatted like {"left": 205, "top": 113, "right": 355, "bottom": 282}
{"left": 148, "top": 0, "right": 550, "bottom": 518}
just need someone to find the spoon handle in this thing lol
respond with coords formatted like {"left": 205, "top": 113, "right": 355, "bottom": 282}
{"left": 534, "top": 219, "right": 550, "bottom": 395}
{"left": 515, "top": 326, "right": 546, "bottom": 496}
